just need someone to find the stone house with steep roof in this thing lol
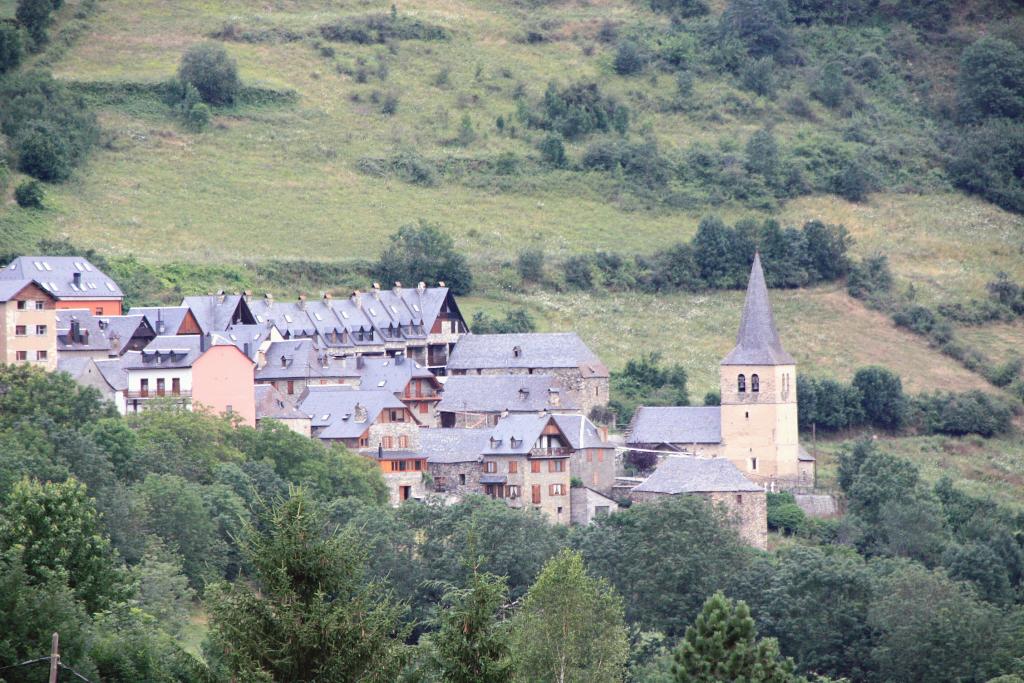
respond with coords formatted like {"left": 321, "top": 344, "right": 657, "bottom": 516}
{"left": 437, "top": 374, "right": 581, "bottom": 428}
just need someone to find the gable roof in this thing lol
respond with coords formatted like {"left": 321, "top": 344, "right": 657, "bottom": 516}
{"left": 550, "top": 414, "right": 612, "bottom": 450}
{"left": 256, "top": 339, "right": 358, "bottom": 381}
{"left": 437, "top": 374, "right": 579, "bottom": 414}
{"left": 356, "top": 356, "right": 434, "bottom": 392}
{"left": 94, "top": 358, "right": 128, "bottom": 391}
{"left": 632, "top": 456, "right": 762, "bottom": 494}
{"left": 297, "top": 386, "right": 408, "bottom": 439}
{"left": 721, "top": 252, "right": 794, "bottom": 366}
{"left": 57, "top": 310, "right": 155, "bottom": 355}
{"left": 255, "top": 384, "right": 311, "bottom": 421}
{"left": 0, "top": 278, "right": 55, "bottom": 302}
{"left": 128, "top": 306, "right": 199, "bottom": 336}
{"left": 181, "top": 295, "right": 255, "bottom": 334}
{"left": 448, "top": 333, "right": 607, "bottom": 376}
{"left": 120, "top": 335, "right": 203, "bottom": 370}
{"left": 0, "top": 257, "right": 122, "bottom": 300}
{"left": 482, "top": 413, "right": 571, "bottom": 456}
{"left": 626, "top": 406, "right": 722, "bottom": 445}
{"left": 419, "top": 428, "right": 491, "bottom": 464}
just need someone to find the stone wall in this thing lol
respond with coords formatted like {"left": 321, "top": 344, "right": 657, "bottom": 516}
{"left": 630, "top": 489, "right": 767, "bottom": 550}
{"left": 383, "top": 470, "right": 427, "bottom": 506}
{"left": 472, "top": 367, "right": 609, "bottom": 416}
{"left": 570, "top": 446, "right": 617, "bottom": 495}
{"left": 428, "top": 461, "right": 482, "bottom": 497}
{"left": 570, "top": 486, "right": 619, "bottom": 525}
{"left": 368, "top": 419, "right": 422, "bottom": 451}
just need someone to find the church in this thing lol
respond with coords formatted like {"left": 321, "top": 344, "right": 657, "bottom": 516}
{"left": 625, "top": 252, "right": 815, "bottom": 491}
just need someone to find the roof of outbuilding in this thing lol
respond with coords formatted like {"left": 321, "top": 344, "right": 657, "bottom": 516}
{"left": 437, "top": 374, "right": 579, "bottom": 414}
{"left": 721, "top": 252, "right": 795, "bottom": 366}
{"left": 549, "top": 414, "right": 612, "bottom": 450}
{"left": 632, "top": 456, "right": 762, "bottom": 494}
{"left": 0, "top": 257, "right": 123, "bottom": 299}
{"left": 626, "top": 406, "right": 722, "bottom": 445}
{"left": 447, "top": 332, "right": 607, "bottom": 375}
{"left": 254, "top": 384, "right": 310, "bottom": 421}
{"left": 297, "top": 386, "right": 408, "bottom": 439}
{"left": 419, "top": 428, "right": 490, "bottom": 464}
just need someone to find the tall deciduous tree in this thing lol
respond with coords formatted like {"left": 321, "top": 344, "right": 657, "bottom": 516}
{"left": 509, "top": 549, "right": 628, "bottom": 683}
{"left": 672, "top": 592, "right": 801, "bottom": 683}
{"left": 207, "top": 488, "right": 409, "bottom": 681}
{"left": 374, "top": 220, "right": 473, "bottom": 295}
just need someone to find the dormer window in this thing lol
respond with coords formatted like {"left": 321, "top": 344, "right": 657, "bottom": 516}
{"left": 512, "top": 346, "right": 522, "bottom": 358}
{"left": 738, "top": 374, "right": 746, "bottom": 393}
{"left": 751, "top": 374, "right": 760, "bottom": 393}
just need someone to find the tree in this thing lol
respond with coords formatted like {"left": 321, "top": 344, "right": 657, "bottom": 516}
{"left": 0, "top": 24, "right": 24, "bottom": 74}
{"left": 948, "top": 118, "right": 1024, "bottom": 215}
{"left": 131, "top": 541, "right": 196, "bottom": 636}
{"left": 614, "top": 40, "right": 647, "bottom": 75}
{"left": 517, "top": 248, "right": 544, "bottom": 282}
{"left": 692, "top": 215, "right": 750, "bottom": 288}
{"left": 811, "top": 62, "right": 848, "bottom": 108}
{"left": 0, "top": 477, "right": 128, "bottom": 613}
{"left": 374, "top": 220, "right": 473, "bottom": 295}
{"left": 846, "top": 254, "right": 893, "bottom": 302}
{"left": 719, "top": 0, "right": 792, "bottom": 60}
{"left": 833, "top": 156, "right": 872, "bottom": 202}
{"left": 16, "top": 120, "right": 74, "bottom": 181}
{"left": 851, "top": 366, "right": 905, "bottom": 430}
{"left": 178, "top": 42, "right": 240, "bottom": 106}
{"left": 207, "top": 489, "right": 409, "bottom": 681}
{"left": 425, "top": 550, "right": 513, "bottom": 683}
{"left": 15, "top": 0, "right": 52, "bottom": 47}
{"left": 609, "top": 353, "right": 689, "bottom": 425}
{"left": 564, "top": 254, "right": 594, "bottom": 290}
{"left": 14, "top": 179, "right": 44, "bottom": 208}
{"left": 672, "top": 592, "right": 801, "bottom": 682}
{"left": 509, "top": 549, "right": 629, "bottom": 683}
{"left": 539, "top": 133, "right": 566, "bottom": 167}
{"left": 957, "top": 37, "right": 1024, "bottom": 124}
{"left": 745, "top": 128, "right": 779, "bottom": 180}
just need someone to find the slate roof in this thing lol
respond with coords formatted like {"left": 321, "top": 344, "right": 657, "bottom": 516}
{"left": 94, "top": 358, "right": 128, "bottom": 391}
{"left": 480, "top": 413, "right": 576, "bottom": 456}
{"left": 626, "top": 406, "right": 722, "bottom": 445}
{"left": 632, "top": 456, "right": 762, "bottom": 494}
{"left": 447, "top": 333, "right": 607, "bottom": 376}
{"left": 550, "top": 414, "right": 612, "bottom": 450}
{"left": 56, "top": 310, "right": 109, "bottom": 352}
{"left": 297, "top": 386, "right": 408, "bottom": 439}
{"left": 57, "top": 356, "right": 93, "bottom": 378}
{"left": 0, "top": 257, "right": 123, "bottom": 300}
{"left": 104, "top": 315, "right": 153, "bottom": 350}
{"left": 120, "top": 335, "right": 203, "bottom": 370}
{"left": 0, "top": 279, "right": 50, "bottom": 302}
{"left": 356, "top": 356, "right": 434, "bottom": 392}
{"left": 129, "top": 307, "right": 196, "bottom": 336}
{"left": 721, "top": 252, "right": 795, "bottom": 366}
{"left": 219, "top": 324, "right": 273, "bottom": 359}
{"left": 798, "top": 445, "right": 815, "bottom": 462}
{"left": 419, "top": 428, "right": 490, "bottom": 464}
{"left": 254, "top": 384, "right": 311, "bottom": 421}
{"left": 437, "top": 375, "right": 579, "bottom": 414}
{"left": 256, "top": 339, "right": 357, "bottom": 382}
{"left": 181, "top": 295, "right": 255, "bottom": 334}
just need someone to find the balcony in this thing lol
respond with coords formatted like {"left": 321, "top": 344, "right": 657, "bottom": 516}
{"left": 530, "top": 447, "right": 572, "bottom": 457}
{"left": 125, "top": 390, "right": 191, "bottom": 399}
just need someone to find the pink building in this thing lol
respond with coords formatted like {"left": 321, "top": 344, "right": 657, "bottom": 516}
{"left": 192, "top": 342, "right": 256, "bottom": 427}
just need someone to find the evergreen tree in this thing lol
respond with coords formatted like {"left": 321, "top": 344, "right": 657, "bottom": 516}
{"left": 206, "top": 488, "right": 409, "bottom": 681}
{"left": 672, "top": 592, "right": 802, "bottom": 683}
{"left": 510, "top": 549, "right": 628, "bottom": 683}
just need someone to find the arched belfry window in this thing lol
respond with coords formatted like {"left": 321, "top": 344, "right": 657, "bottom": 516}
{"left": 751, "top": 374, "right": 760, "bottom": 392}
{"left": 737, "top": 374, "right": 746, "bottom": 393}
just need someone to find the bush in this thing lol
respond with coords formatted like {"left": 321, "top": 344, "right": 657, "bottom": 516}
{"left": 811, "top": 61, "right": 849, "bottom": 108}
{"left": 318, "top": 14, "right": 449, "bottom": 44}
{"left": 948, "top": 119, "right": 1024, "bottom": 215}
{"left": 538, "top": 133, "right": 566, "bottom": 167}
{"left": 613, "top": 40, "right": 648, "bottom": 76}
{"left": 847, "top": 254, "right": 893, "bottom": 302}
{"left": 529, "top": 82, "right": 629, "bottom": 140}
{"left": 650, "top": 0, "right": 709, "bottom": 16}
{"left": 912, "top": 391, "right": 1013, "bottom": 438}
{"left": 184, "top": 102, "right": 211, "bottom": 131}
{"left": 564, "top": 255, "right": 594, "bottom": 290}
{"left": 740, "top": 57, "right": 775, "bottom": 97}
{"left": 719, "top": 0, "right": 792, "bottom": 60}
{"left": 767, "top": 492, "right": 805, "bottom": 535}
{"left": 14, "top": 179, "right": 44, "bottom": 208}
{"left": 832, "top": 157, "right": 873, "bottom": 202}
{"left": 471, "top": 308, "right": 536, "bottom": 334}
{"left": 0, "top": 24, "right": 24, "bottom": 74}
{"left": 517, "top": 248, "right": 544, "bottom": 282}
{"left": 178, "top": 43, "right": 240, "bottom": 106}
{"left": 956, "top": 37, "right": 1024, "bottom": 124}
{"left": 852, "top": 366, "right": 905, "bottom": 430}
{"left": 15, "top": 0, "right": 52, "bottom": 47}
{"left": 456, "top": 114, "right": 476, "bottom": 146}
{"left": 373, "top": 220, "right": 472, "bottom": 295}
{"left": 581, "top": 138, "right": 670, "bottom": 186}
{"left": 15, "top": 121, "right": 74, "bottom": 181}
{"left": 380, "top": 92, "right": 399, "bottom": 115}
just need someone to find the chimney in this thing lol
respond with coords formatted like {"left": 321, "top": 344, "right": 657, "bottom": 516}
{"left": 217, "top": 290, "right": 226, "bottom": 304}
{"left": 393, "top": 281, "right": 402, "bottom": 294}
{"left": 323, "top": 292, "right": 332, "bottom": 301}
{"left": 598, "top": 425, "right": 609, "bottom": 442}
{"left": 354, "top": 402, "right": 368, "bottom": 423}
{"left": 356, "top": 354, "right": 365, "bottom": 369}
{"left": 351, "top": 290, "right": 362, "bottom": 309}
{"left": 371, "top": 283, "right": 381, "bottom": 299}
{"left": 518, "top": 387, "right": 529, "bottom": 401}
{"left": 243, "top": 290, "right": 253, "bottom": 303}
{"left": 378, "top": 442, "right": 383, "bottom": 458}
{"left": 264, "top": 293, "right": 274, "bottom": 310}
{"left": 70, "top": 319, "right": 80, "bottom": 344}
{"left": 280, "top": 354, "right": 287, "bottom": 367}
{"left": 438, "top": 281, "right": 446, "bottom": 288}
{"left": 548, "top": 388, "right": 560, "bottom": 406}
{"left": 82, "top": 328, "right": 90, "bottom": 346}
{"left": 512, "top": 345, "right": 522, "bottom": 358}
{"left": 297, "top": 294, "right": 306, "bottom": 310}
{"left": 200, "top": 334, "right": 209, "bottom": 352}
{"left": 72, "top": 271, "right": 82, "bottom": 288}
{"left": 395, "top": 352, "right": 405, "bottom": 365}
{"left": 417, "top": 281, "right": 426, "bottom": 293}
{"left": 243, "top": 342, "right": 251, "bottom": 357}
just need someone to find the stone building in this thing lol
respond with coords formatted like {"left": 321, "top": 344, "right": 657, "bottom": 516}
{"left": 630, "top": 456, "right": 767, "bottom": 549}
{"left": 436, "top": 374, "right": 581, "bottom": 428}
{"left": 446, "top": 332, "right": 609, "bottom": 415}
{"left": 254, "top": 384, "right": 312, "bottom": 436}
{"left": 554, "top": 414, "right": 617, "bottom": 495}
{"left": 373, "top": 451, "right": 429, "bottom": 505}
{"left": 297, "top": 385, "right": 422, "bottom": 451}
{"left": 570, "top": 486, "right": 619, "bottom": 526}
{"left": 626, "top": 405, "right": 723, "bottom": 459}
{"left": 420, "top": 428, "right": 491, "bottom": 499}
{"left": 57, "top": 310, "right": 156, "bottom": 360}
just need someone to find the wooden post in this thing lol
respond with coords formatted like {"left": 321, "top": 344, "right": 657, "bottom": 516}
{"left": 49, "top": 632, "right": 59, "bottom": 683}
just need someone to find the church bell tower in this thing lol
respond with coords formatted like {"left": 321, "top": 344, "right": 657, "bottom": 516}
{"left": 719, "top": 253, "right": 801, "bottom": 484}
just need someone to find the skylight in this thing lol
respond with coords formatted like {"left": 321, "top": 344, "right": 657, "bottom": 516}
{"left": 105, "top": 282, "right": 117, "bottom": 291}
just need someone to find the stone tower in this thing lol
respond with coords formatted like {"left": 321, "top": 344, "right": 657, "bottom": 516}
{"left": 719, "top": 253, "right": 800, "bottom": 484}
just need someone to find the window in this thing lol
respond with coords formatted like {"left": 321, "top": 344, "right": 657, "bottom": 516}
{"left": 595, "top": 505, "right": 610, "bottom": 516}
{"left": 459, "top": 474, "right": 466, "bottom": 485}
{"left": 737, "top": 374, "right": 746, "bottom": 392}
{"left": 35, "top": 325, "right": 46, "bottom": 335}
{"left": 484, "top": 461, "right": 497, "bottom": 473}
{"left": 751, "top": 374, "right": 760, "bottom": 392}
{"left": 508, "top": 461, "right": 518, "bottom": 474}
{"left": 140, "top": 378, "right": 149, "bottom": 397}
{"left": 750, "top": 457, "right": 758, "bottom": 471}
{"left": 34, "top": 300, "right": 44, "bottom": 311}
{"left": 530, "top": 461, "right": 541, "bottom": 473}
{"left": 586, "top": 450, "right": 593, "bottom": 462}
{"left": 399, "top": 435, "right": 408, "bottom": 448}
{"left": 419, "top": 402, "right": 428, "bottom": 414}
{"left": 15, "top": 351, "right": 26, "bottom": 361}
{"left": 414, "top": 459, "right": 422, "bottom": 471}
{"left": 390, "top": 409, "right": 405, "bottom": 422}
{"left": 736, "top": 495, "right": 743, "bottom": 504}
{"left": 287, "top": 380, "right": 295, "bottom": 395}
{"left": 508, "top": 485, "right": 520, "bottom": 499}
{"left": 16, "top": 300, "right": 26, "bottom": 310}
{"left": 226, "top": 405, "right": 233, "bottom": 415}
{"left": 549, "top": 483, "right": 566, "bottom": 496}
{"left": 597, "top": 450, "right": 604, "bottom": 462}
{"left": 382, "top": 436, "right": 393, "bottom": 449}
{"left": 415, "top": 380, "right": 423, "bottom": 398}
{"left": 95, "top": 307, "right": 103, "bottom": 316}
{"left": 358, "top": 436, "right": 369, "bottom": 448}
{"left": 531, "top": 485, "right": 541, "bottom": 504}
{"left": 156, "top": 378, "right": 165, "bottom": 396}
{"left": 14, "top": 325, "right": 26, "bottom": 337}
{"left": 548, "top": 460, "right": 565, "bottom": 473}
{"left": 172, "top": 378, "right": 180, "bottom": 395}
{"left": 745, "top": 411, "right": 749, "bottom": 419}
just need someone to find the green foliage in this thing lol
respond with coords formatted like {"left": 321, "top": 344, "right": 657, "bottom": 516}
{"left": 851, "top": 366, "right": 905, "bottom": 430}
{"left": 15, "top": 0, "right": 52, "bottom": 47}
{"left": 574, "top": 496, "right": 749, "bottom": 636}
{"left": 510, "top": 549, "right": 629, "bottom": 683}
{"left": 178, "top": 42, "right": 240, "bottom": 106}
{"left": 948, "top": 118, "right": 1024, "bottom": 214}
{"left": 374, "top": 220, "right": 473, "bottom": 295}
{"left": 0, "top": 71, "right": 99, "bottom": 182}
{"left": 582, "top": 137, "right": 671, "bottom": 186}
{"left": 672, "top": 592, "right": 801, "bottom": 682}
{"left": 846, "top": 254, "right": 893, "bottom": 303}
{"left": 564, "top": 254, "right": 594, "bottom": 290}
{"left": 472, "top": 308, "right": 536, "bottom": 334}
{"left": 538, "top": 133, "right": 567, "bottom": 167}
{"left": 609, "top": 352, "right": 689, "bottom": 426}
{"left": 910, "top": 390, "right": 1014, "bottom": 438}
{"left": 719, "top": 0, "right": 792, "bottom": 60}
{"left": 956, "top": 38, "right": 1024, "bottom": 124}
{"left": 614, "top": 40, "right": 648, "bottom": 75}
{"left": 130, "top": 541, "right": 195, "bottom": 635}
{"left": 207, "top": 489, "right": 410, "bottom": 681}
{"left": 517, "top": 248, "right": 544, "bottom": 282}
{"left": 766, "top": 492, "right": 805, "bottom": 535}
{"left": 458, "top": 113, "right": 477, "bottom": 146}
{"left": 649, "top": 0, "right": 709, "bottom": 17}
{"left": 0, "top": 477, "right": 129, "bottom": 613}
{"left": 0, "top": 24, "right": 24, "bottom": 73}
{"left": 318, "top": 13, "right": 450, "bottom": 44}
{"left": 14, "top": 179, "right": 44, "bottom": 208}
{"left": 810, "top": 62, "right": 850, "bottom": 109}
{"left": 527, "top": 81, "right": 629, "bottom": 140}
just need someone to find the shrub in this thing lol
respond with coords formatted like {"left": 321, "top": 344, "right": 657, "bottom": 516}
{"left": 719, "top": 0, "right": 792, "bottom": 60}
{"left": 846, "top": 254, "right": 892, "bottom": 302}
{"left": 456, "top": 114, "right": 476, "bottom": 146}
{"left": 767, "top": 492, "right": 805, "bottom": 534}
{"left": 530, "top": 82, "right": 629, "bottom": 140}
{"left": 15, "top": 0, "right": 51, "bottom": 47}
{"left": 581, "top": 138, "right": 670, "bottom": 186}
{"left": 517, "top": 248, "right": 544, "bottom": 282}
{"left": 650, "top": 0, "right": 709, "bottom": 16}
{"left": 178, "top": 43, "right": 240, "bottom": 106}
{"left": 852, "top": 366, "right": 905, "bottom": 430}
{"left": 14, "top": 179, "right": 44, "bottom": 208}
{"left": 986, "top": 357, "right": 1022, "bottom": 389}
{"left": 987, "top": 272, "right": 1024, "bottom": 314}
{"left": 564, "top": 255, "right": 594, "bottom": 290}
{"left": 381, "top": 92, "right": 399, "bottom": 115}
{"left": 15, "top": 121, "right": 75, "bottom": 181}
{"left": 373, "top": 220, "right": 472, "bottom": 295}
{"left": 0, "top": 24, "right": 24, "bottom": 73}
{"left": 912, "top": 391, "right": 1013, "bottom": 438}
{"left": 948, "top": 119, "right": 1024, "bottom": 215}
{"left": 613, "top": 40, "right": 647, "bottom": 76}
{"left": 740, "top": 57, "right": 775, "bottom": 97}
{"left": 538, "top": 133, "right": 566, "bottom": 167}
{"left": 184, "top": 102, "right": 211, "bottom": 131}
{"left": 471, "top": 308, "right": 536, "bottom": 334}
{"left": 811, "top": 61, "right": 849, "bottom": 108}
{"left": 832, "top": 156, "right": 872, "bottom": 202}
{"left": 318, "top": 14, "right": 449, "bottom": 44}
{"left": 675, "top": 70, "right": 694, "bottom": 99}
{"left": 956, "top": 37, "right": 1024, "bottom": 124}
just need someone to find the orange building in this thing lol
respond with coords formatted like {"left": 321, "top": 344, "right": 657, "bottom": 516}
{"left": 0, "top": 257, "right": 124, "bottom": 316}
{"left": 192, "top": 341, "right": 256, "bottom": 427}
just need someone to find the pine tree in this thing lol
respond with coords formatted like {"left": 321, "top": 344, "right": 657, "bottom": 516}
{"left": 672, "top": 592, "right": 802, "bottom": 683}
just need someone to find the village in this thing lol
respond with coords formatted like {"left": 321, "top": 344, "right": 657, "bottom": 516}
{"left": 0, "top": 252, "right": 823, "bottom": 550}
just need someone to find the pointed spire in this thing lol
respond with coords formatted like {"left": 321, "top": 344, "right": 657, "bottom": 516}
{"left": 721, "top": 252, "right": 794, "bottom": 366}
